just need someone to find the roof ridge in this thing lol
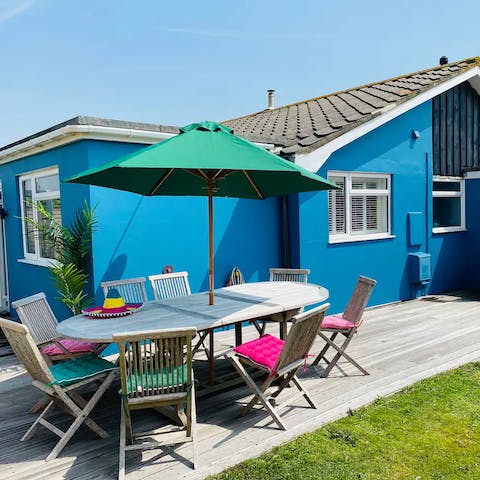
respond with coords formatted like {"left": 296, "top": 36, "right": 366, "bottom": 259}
{"left": 225, "top": 56, "right": 480, "bottom": 123}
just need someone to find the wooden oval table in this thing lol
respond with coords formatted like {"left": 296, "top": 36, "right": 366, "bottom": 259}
{"left": 58, "top": 281, "right": 329, "bottom": 384}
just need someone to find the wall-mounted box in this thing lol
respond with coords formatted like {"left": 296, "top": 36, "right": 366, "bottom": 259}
{"left": 408, "top": 252, "right": 431, "bottom": 284}
{"left": 408, "top": 212, "right": 423, "bottom": 247}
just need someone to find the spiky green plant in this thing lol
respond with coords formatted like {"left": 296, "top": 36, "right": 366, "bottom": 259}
{"left": 27, "top": 201, "right": 97, "bottom": 315}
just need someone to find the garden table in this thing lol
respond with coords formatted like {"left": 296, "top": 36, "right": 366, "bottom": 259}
{"left": 57, "top": 281, "right": 329, "bottom": 384}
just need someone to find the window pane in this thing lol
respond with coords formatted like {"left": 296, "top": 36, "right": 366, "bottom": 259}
{"left": 22, "top": 180, "right": 36, "bottom": 254}
{"left": 351, "top": 196, "right": 365, "bottom": 232}
{"left": 352, "top": 177, "right": 387, "bottom": 190}
{"left": 433, "top": 197, "right": 461, "bottom": 228}
{"left": 351, "top": 194, "right": 388, "bottom": 234}
{"left": 433, "top": 181, "right": 461, "bottom": 192}
{"left": 35, "top": 174, "right": 59, "bottom": 194}
{"left": 328, "top": 177, "right": 345, "bottom": 234}
{"left": 38, "top": 198, "right": 61, "bottom": 259}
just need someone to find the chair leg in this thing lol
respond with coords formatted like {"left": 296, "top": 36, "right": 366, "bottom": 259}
{"left": 251, "top": 319, "right": 267, "bottom": 336}
{"left": 119, "top": 405, "right": 126, "bottom": 480}
{"left": 260, "top": 320, "right": 267, "bottom": 336}
{"left": 311, "top": 332, "right": 338, "bottom": 366}
{"left": 46, "top": 370, "right": 116, "bottom": 461}
{"left": 192, "top": 330, "right": 211, "bottom": 359}
{"left": 29, "top": 395, "right": 50, "bottom": 414}
{"left": 291, "top": 375, "right": 317, "bottom": 409}
{"left": 270, "top": 370, "right": 296, "bottom": 399}
{"left": 315, "top": 330, "right": 368, "bottom": 377}
{"left": 242, "top": 375, "right": 275, "bottom": 416}
{"left": 227, "top": 354, "right": 286, "bottom": 430}
{"left": 326, "top": 338, "right": 369, "bottom": 376}
{"left": 189, "top": 378, "right": 198, "bottom": 469}
{"left": 22, "top": 399, "right": 55, "bottom": 441}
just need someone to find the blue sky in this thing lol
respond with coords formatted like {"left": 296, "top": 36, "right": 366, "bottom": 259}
{"left": 0, "top": 0, "right": 479, "bottom": 146}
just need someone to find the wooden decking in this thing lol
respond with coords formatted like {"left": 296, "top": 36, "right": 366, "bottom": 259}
{"left": 2, "top": 293, "right": 480, "bottom": 479}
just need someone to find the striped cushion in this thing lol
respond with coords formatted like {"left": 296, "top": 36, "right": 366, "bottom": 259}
{"left": 126, "top": 365, "right": 188, "bottom": 395}
{"left": 48, "top": 355, "right": 116, "bottom": 387}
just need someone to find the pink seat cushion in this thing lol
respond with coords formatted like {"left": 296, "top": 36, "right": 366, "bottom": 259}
{"left": 233, "top": 334, "right": 284, "bottom": 372}
{"left": 42, "top": 339, "right": 98, "bottom": 356}
{"left": 321, "top": 315, "right": 355, "bottom": 330}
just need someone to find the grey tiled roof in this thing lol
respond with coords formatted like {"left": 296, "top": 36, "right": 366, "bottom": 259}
{"left": 224, "top": 57, "right": 480, "bottom": 155}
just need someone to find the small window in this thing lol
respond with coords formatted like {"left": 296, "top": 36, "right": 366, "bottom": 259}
{"left": 432, "top": 177, "right": 465, "bottom": 233}
{"left": 328, "top": 172, "right": 391, "bottom": 243}
{"left": 19, "top": 168, "right": 61, "bottom": 262}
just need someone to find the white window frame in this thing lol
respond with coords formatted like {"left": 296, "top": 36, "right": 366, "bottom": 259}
{"left": 328, "top": 171, "right": 393, "bottom": 243}
{"left": 432, "top": 176, "right": 465, "bottom": 234}
{"left": 18, "top": 167, "right": 60, "bottom": 266}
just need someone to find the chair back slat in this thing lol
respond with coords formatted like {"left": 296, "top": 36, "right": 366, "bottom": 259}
{"left": 114, "top": 328, "right": 196, "bottom": 400}
{"left": 343, "top": 276, "right": 377, "bottom": 327}
{"left": 12, "top": 293, "right": 58, "bottom": 346}
{"left": 273, "top": 303, "right": 329, "bottom": 372}
{"left": 148, "top": 272, "right": 191, "bottom": 301}
{"left": 0, "top": 317, "right": 54, "bottom": 385}
{"left": 101, "top": 277, "right": 148, "bottom": 304}
{"left": 269, "top": 268, "right": 310, "bottom": 283}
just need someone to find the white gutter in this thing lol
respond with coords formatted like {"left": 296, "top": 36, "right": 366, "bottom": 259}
{"left": 297, "top": 67, "right": 480, "bottom": 172}
{"left": 0, "top": 124, "right": 275, "bottom": 165}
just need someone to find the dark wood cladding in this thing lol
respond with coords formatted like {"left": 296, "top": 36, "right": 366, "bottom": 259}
{"left": 433, "top": 81, "right": 480, "bottom": 176}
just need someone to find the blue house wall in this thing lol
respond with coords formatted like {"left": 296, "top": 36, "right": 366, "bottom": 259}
{"left": 1, "top": 142, "right": 91, "bottom": 319}
{"left": 293, "top": 100, "right": 473, "bottom": 314}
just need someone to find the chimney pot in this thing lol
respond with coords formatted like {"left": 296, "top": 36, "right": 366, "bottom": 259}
{"left": 439, "top": 56, "right": 449, "bottom": 65}
{"left": 267, "top": 89, "right": 275, "bottom": 109}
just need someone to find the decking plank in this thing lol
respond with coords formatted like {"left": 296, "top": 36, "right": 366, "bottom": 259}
{"left": 2, "top": 295, "right": 480, "bottom": 479}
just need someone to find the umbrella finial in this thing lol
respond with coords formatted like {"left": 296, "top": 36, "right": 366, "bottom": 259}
{"left": 180, "top": 121, "right": 233, "bottom": 134}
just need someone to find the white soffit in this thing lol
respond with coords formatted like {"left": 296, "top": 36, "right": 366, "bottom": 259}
{"left": 0, "top": 124, "right": 275, "bottom": 165}
{"left": 296, "top": 67, "right": 480, "bottom": 173}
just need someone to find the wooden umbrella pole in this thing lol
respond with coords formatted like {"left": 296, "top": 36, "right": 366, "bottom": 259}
{"left": 208, "top": 182, "right": 214, "bottom": 305}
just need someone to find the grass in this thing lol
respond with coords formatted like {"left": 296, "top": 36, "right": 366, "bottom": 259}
{"left": 208, "top": 363, "right": 480, "bottom": 480}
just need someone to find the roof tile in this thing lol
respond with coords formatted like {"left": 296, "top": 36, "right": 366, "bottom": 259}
{"left": 224, "top": 57, "right": 480, "bottom": 154}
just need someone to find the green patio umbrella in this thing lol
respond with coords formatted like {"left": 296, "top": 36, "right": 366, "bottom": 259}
{"left": 66, "top": 121, "right": 338, "bottom": 305}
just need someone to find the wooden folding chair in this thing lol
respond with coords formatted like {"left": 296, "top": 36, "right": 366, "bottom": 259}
{"left": 101, "top": 277, "right": 148, "bottom": 304}
{"left": 0, "top": 317, "right": 117, "bottom": 461}
{"left": 113, "top": 327, "right": 198, "bottom": 479}
{"left": 226, "top": 303, "right": 330, "bottom": 430}
{"left": 12, "top": 293, "right": 101, "bottom": 364}
{"left": 312, "top": 276, "right": 377, "bottom": 377}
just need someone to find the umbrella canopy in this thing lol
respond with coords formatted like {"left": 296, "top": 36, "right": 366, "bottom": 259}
{"left": 66, "top": 121, "right": 338, "bottom": 304}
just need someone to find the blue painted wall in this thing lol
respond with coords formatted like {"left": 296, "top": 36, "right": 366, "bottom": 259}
{"left": 85, "top": 140, "right": 282, "bottom": 304}
{"left": 465, "top": 178, "right": 480, "bottom": 289}
{"left": 0, "top": 142, "right": 90, "bottom": 319}
{"left": 295, "top": 100, "right": 471, "bottom": 314}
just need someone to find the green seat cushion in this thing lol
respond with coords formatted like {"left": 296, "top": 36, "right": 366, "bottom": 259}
{"left": 48, "top": 355, "right": 117, "bottom": 387}
{"left": 126, "top": 364, "right": 188, "bottom": 395}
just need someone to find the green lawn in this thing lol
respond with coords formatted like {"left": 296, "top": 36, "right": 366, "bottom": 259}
{"left": 208, "top": 363, "right": 480, "bottom": 480}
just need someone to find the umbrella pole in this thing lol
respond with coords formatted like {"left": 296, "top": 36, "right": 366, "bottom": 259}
{"left": 208, "top": 182, "right": 214, "bottom": 305}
